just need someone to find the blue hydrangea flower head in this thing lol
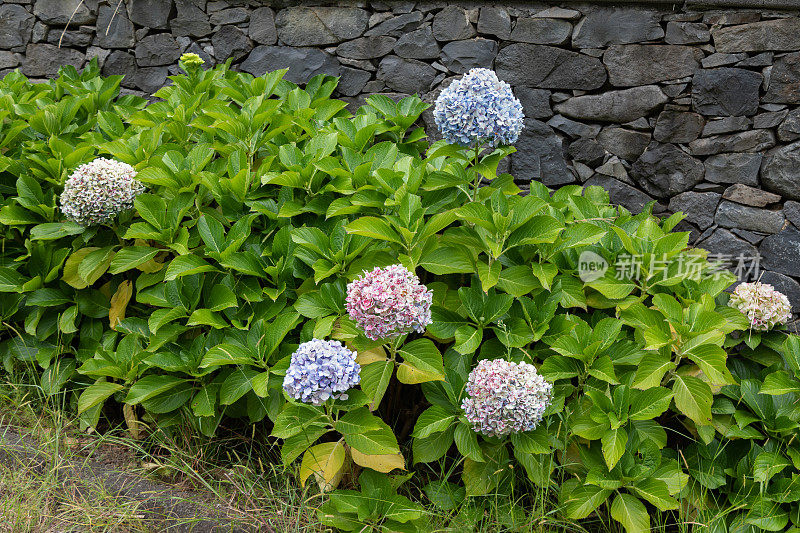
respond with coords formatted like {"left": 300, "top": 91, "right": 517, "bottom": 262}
{"left": 433, "top": 68, "right": 525, "bottom": 147}
{"left": 283, "top": 339, "right": 361, "bottom": 405}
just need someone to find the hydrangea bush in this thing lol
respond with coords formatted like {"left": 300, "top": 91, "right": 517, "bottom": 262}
{"left": 1, "top": 61, "right": 799, "bottom": 533}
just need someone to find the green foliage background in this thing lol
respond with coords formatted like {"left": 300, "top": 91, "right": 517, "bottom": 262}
{"left": 1, "top": 61, "right": 799, "bottom": 532}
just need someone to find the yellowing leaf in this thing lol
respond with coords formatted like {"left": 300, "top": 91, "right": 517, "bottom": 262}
{"left": 350, "top": 448, "right": 405, "bottom": 473}
{"left": 397, "top": 361, "right": 445, "bottom": 384}
{"left": 355, "top": 345, "right": 387, "bottom": 365}
{"left": 123, "top": 403, "right": 143, "bottom": 440}
{"left": 62, "top": 247, "right": 99, "bottom": 289}
{"left": 109, "top": 280, "right": 133, "bottom": 330}
{"left": 137, "top": 257, "right": 164, "bottom": 273}
{"left": 299, "top": 441, "right": 346, "bottom": 492}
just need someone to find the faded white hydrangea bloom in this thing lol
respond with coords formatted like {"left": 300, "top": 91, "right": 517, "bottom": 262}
{"left": 729, "top": 282, "right": 792, "bottom": 331}
{"left": 462, "top": 359, "right": 552, "bottom": 437}
{"left": 60, "top": 158, "right": 145, "bottom": 226}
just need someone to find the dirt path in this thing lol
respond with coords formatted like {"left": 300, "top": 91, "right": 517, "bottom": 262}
{"left": 0, "top": 424, "right": 266, "bottom": 533}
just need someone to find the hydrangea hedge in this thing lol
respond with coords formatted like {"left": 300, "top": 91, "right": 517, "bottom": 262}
{"left": 1, "top": 59, "right": 799, "bottom": 533}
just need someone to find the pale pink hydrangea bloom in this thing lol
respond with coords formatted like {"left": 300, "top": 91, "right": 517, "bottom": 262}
{"left": 60, "top": 158, "right": 145, "bottom": 226}
{"left": 462, "top": 359, "right": 552, "bottom": 437}
{"left": 346, "top": 264, "right": 433, "bottom": 340}
{"left": 729, "top": 282, "right": 792, "bottom": 331}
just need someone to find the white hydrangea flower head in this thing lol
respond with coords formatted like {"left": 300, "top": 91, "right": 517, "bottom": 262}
{"left": 433, "top": 68, "right": 525, "bottom": 147}
{"left": 60, "top": 158, "right": 146, "bottom": 226}
{"left": 462, "top": 359, "right": 552, "bottom": 437}
{"left": 729, "top": 281, "right": 792, "bottom": 331}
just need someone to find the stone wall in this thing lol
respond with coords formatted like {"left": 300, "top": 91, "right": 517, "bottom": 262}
{"left": 2, "top": 0, "right": 800, "bottom": 306}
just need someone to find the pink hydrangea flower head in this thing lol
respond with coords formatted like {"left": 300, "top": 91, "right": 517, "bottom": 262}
{"left": 346, "top": 264, "right": 433, "bottom": 340}
{"left": 462, "top": 359, "right": 552, "bottom": 437}
{"left": 60, "top": 158, "right": 146, "bottom": 226}
{"left": 729, "top": 281, "right": 792, "bottom": 331}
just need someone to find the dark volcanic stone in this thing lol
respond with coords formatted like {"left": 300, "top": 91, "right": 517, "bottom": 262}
{"left": 511, "top": 119, "right": 574, "bottom": 187}
{"left": 754, "top": 109, "right": 789, "bottom": 130}
{"left": 212, "top": 25, "right": 252, "bottom": 62}
{"left": 785, "top": 201, "right": 800, "bottom": 229}
{"left": 102, "top": 50, "right": 137, "bottom": 85}
{"left": 241, "top": 46, "right": 341, "bottom": 85}
{"left": 760, "top": 271, "right": 800, "bottom": 312}
{"left": 133, "top": 66, "right": 169, "bottom": 93}
{"left": 365, "top": 12, "right": 423, "bottom": 37}
{"left": 46, "top": 30, "right": 92, "bottom": 48}
{"left": 495, "top": 44, "right": 606, "bottom": 90}
{"left": 712, "top": 17, "right": 800, "bottom": 53}
{"left": 761, "top": 142, "right": 800, "bottom": 201}
{"left": 698, "top": 228, "right": 758, "bottom": 260}
{"left": 135, "top": 34, "right": 181, "bottom": 67}
{"left": 722, "top": 184, "right": 781, "bottom": 207}
{"left": 249, "top": 7, "right": 277, "bottom": 45}
{"left": 669, "top": 191, "right": 721, "bottom": 229}
{"left": 692, "top": 68, "right": 762, "bottom": 116}
{"left": 778, "top": 109, "right": 800, "bottom": 142}
{"left": 665, "top": 22, "right": 710, "bottom": 45}
{"left": 0, "top": 52, "right": 20, "bottom": 69}
{"left": 630, "top": 142, "right": 704, "bottom": 198}
{"left": 688, "top": 130, "right": 775, "bottom": 156}
{"left": 704, "top": 153, "right": 761, "bottom": 185}
{"left": 547, "top": 115, "right": 600, "bottom": 139}
{"left": 567, "top": 138, "right": 605, "bottom": 167}
{"left": 0, "top": 5, "right": 34, "bottom": 49}
{"left": 432, "top": 6, "right": 476, "bottom": 42}
{"left": 759, "top": 226, "right": 800, "bottom": 277}
{"left": 337, "top": 36, "right": 396, "bottom": 60}
{"left": 34, "top": 0, "right": 95, "bottom": 26}
{"left": 22, "top": 44, "right": 83, "bottom": 77}
{"left": 546, "top": 115, "right": 601, "bottom": 139}
{"left": 764, "top": 52, "right": 800, "bottom": 104}
{"left": 702, "top": 116, "right": 751, "bottom": 137}
{"left": 275, "top": 7, "right": 369, "bottom": 46}
{"left": 572, "top": 8, "right": 663, "bottom": 48}
{"left": 441, "top": 39, "right": 498, "bottom": 74}
{"left": 337, "top": 67, "right": 371, "bottom": 96}
{"left": 715, "top": 201, "right": 785, "bottom": 234}
{"left": 96, "top": 5, "right": 135, "bottom": 49}
{"left": 653, "top": 111, "right": 705, "bottom": 144}
{"left": 516, "top": 87, "right": 552, "bottom": 119}
{"left": 554, "top": 86, "right": 667, "bottom": 123}
{"left": 209, "top": 8, "right": 249, "bottom": 26}
{"left": 171, "top": 0, "right": 212, "bottom": 37}
{"left": 597, "top": 128, "right": 650, "bottom": 161}
{"left": 128, "top": 0, "right": 174, "bottom": 30}
{"left": 510, "top": 18, "right": 572, "bottom": 46}
{"left": 603, "top": 45, "right": 702, "bottom": 87}
{"left": 585, "top": 175, "right": 654, "bottom": 213}
{"left": 477, "top": 7, "right": 511, "bottom": 40}
{"left": 376, "top": 55, "right": 436, "bottom": 94}
{"left": 394, "top": 27, "right": 439, "bottom": 59}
